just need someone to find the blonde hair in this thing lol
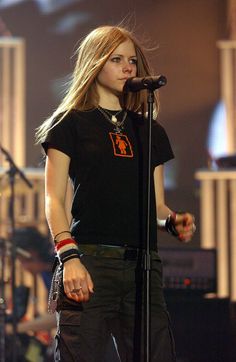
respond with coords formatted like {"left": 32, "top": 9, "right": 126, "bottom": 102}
{"left": 36, "top": 25, "right": 159, "bottom": 143}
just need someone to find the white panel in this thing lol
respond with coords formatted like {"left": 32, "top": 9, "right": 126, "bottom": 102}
{"left": 216, "top": 180, "right": 229, "bottom": 298}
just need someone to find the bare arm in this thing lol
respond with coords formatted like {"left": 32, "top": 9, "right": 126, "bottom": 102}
{"left": 45, "top": 149, "right": 71, "bottom": 236}
{"left": 45, "top": 148, "right": 93, "bottom": 302}
{"left": 154, "top": 165, "right": 195, "bottom": 242}
{"left": 154, "top": 165, "right": 172, "bottom": 220}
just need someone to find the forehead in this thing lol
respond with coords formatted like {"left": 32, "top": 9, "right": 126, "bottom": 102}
{"left": 111, "top": 39, "right": 136, "bottom": 56}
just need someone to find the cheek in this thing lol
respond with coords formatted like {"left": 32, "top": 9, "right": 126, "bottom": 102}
{"left": 97, "top": 68, "right": 114, "bottom": 84}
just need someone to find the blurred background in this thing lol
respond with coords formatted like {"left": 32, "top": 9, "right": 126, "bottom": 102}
{"left": 0, "top": 0, "right": 227, "bottom": 242}
{"left": 0, "top": 0, "right": 236, "bottom": 361}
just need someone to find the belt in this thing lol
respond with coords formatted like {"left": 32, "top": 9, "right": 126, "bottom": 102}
{"left": 78, "top": 244, "right": 159, "bottom": 261}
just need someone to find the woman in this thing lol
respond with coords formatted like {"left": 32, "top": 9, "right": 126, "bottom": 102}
{"left": 36, "top": 25, "right": 195, "bottom": 362}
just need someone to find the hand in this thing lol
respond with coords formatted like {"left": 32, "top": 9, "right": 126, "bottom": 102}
{"left": 63, "top": 258, "right": 94, "bottom": 303}
{"left": 173, "top": 212, "right": 196, "bottom": 243}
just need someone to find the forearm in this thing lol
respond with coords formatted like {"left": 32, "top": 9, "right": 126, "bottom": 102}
{"left": 156, "top": 203, "right": 172, "bottom": 221}
{"left": 154, "top": 165, "right": 172, "bottom": 224}
{"left": 45, "top": 148, "right": 72, "bottom": 240}
{"left": 45, "top": 196, "right": 71, "bottom": 240}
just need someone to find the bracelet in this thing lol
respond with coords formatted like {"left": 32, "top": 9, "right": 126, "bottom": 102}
{"left": 54, "top": 230, "right": 71, "bottom": 243}
{"left": 57, "top": 244, "right": 79, "bottom": 255}
{"left": 55, "top": 238, "right": 77, "bottom": 252}
{"left": 58, "top": 248, "right": 81, "bottom": 264}
{"left": 58, "top": 248, "right": 81, "bottom": 259}
{"left": 165, "top": 212, "right": 179, "bottom": 237}
{"left": 61, "top": 254, "right": 81, "bottom": 264}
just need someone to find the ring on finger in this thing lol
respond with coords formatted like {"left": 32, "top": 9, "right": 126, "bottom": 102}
{"left": 70, "top": 287, "right": 82, "bottom": 293}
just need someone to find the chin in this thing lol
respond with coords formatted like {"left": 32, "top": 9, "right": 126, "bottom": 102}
{"left": 113, "top": 87, "right": 123, "bottom": 95}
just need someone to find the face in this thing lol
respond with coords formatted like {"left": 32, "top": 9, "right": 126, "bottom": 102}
{"left": 96, "top": 39, "right": 137, "bottom": 100}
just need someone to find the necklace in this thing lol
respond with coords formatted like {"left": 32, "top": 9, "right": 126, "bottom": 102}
{"left": 97, "top": 106, "right": 127, "bottom": 133}
{"left": 99, "top": 107, "right": 123, "bottom": 123}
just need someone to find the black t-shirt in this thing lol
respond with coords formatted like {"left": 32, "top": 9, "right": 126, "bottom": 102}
{"left": 42, "top": 108, "right": 174, "bottom": 249}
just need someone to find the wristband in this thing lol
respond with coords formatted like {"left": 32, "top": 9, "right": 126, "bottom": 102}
{"left": 58, "top": 248, "right": 81, "bottom": 264}
{"left": 57, "top": 244, "right": 79, "bottom": 255}
{"left": 55, "top": 238, "right": 77, "bottom": 252}
{"left": 165, "top": 212, "right": 179, "bottom": 237}
{"left": 61, "top": 254, "right": 81, "bottom": 264}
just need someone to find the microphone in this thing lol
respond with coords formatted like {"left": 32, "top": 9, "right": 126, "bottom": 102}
{"left": 123, "top": 75, "right": 167, "bottom": 92}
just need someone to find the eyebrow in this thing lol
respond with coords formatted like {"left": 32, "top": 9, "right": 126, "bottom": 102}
{"left": 111, "top": 54, "right": 137, "bottom": 58}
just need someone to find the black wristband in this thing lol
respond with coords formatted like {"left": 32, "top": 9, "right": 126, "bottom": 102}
{"left": 61, "top": 254, "right": 81, "bottom": 264}
{"left": 165, "top": 213, "right": 179, "bottom": 237}
{"left": 58, "top": 248, "right": 82, "bottom": 264}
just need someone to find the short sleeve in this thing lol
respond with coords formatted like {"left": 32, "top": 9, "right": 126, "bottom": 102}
{"left": 152, "top": 121, "right": 174, "bottom": 166}
{"left": 41, "top": 112, "right": 76, "bottom": 158}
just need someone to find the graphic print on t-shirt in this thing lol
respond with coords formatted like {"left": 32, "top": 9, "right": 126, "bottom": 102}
{"left": 109, "top": 132, "right": 133, "bottom": 158}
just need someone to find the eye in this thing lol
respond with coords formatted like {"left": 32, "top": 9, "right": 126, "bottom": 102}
{"left": 129, "top": 58, "right": 137, "bottom": 65}
{"left": 110, "top": 56, "right": 121, "bottom": 63}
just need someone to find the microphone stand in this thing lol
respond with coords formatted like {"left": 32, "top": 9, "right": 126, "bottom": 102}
{"left": 141, "top": 77, "right": 167, "bottom": 362}
{"left": 0, "top": 144, "right": 33, "bottom": 362}
{"left": 143, "top": 89, "right": 154, "bottom": 362}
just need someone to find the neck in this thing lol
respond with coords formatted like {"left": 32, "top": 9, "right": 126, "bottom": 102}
{"left": 98, "top": 100, "right": 122, "bottom": 110}
{"left": 97, "top": 86, "right": 122, "bottom": 110}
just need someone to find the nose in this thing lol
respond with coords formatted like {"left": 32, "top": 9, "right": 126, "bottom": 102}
{"left": 122, "top": 61, "right": 133, "bottom": 74}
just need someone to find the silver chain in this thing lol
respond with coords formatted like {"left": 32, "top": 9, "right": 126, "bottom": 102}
{"left": 97, "top": 106, "right": 127, "bottom": 133}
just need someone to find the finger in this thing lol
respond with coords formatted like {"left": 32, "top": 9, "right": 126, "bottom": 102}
{"left": 80, "top": 283, "right": 90, "bottom": 301}
{"left": 178, "top": 225, "right": 196, "bottom": 242}
{"left": 183, "top": 222, "right": 196, "bottom": 235}
{"left": 176, "top": 215, "right": 195, "bottom": 232}
{"left": 178, "top": 234, "right": 191, "bottom": 243}
{"left": 64, "top": 282, "right": 81, "bottom": 300}
{"left": 71, "top": 279, "right": 83, "bottom": 293}
{"left": 64, "top": 280, "right": 74, "bottom": 295}
{"left": 67, "top": 292, "right": 83, "bottom": 302}
{"left": 68, "top": 281, "right": 85, "bottom": 299}
{"left": 174, "top": 213, "right": 187, "bottom": 226}
{"left": 184, "top": 213, "right": 195, "bottom": 224}
{"left": 65, "top": 282, "right": 83, "bottom": 301}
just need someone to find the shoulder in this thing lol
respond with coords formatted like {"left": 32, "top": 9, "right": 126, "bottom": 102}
{"left": 42, "top": 110, "right": 84, "bottom": 156}
{"left": 152, "top": 119, "right": 169, "bottom": 137}
{"left": 53, "top": 109, "right": 81, "bottom": 126}
{"left": 50, "top": 109, "right": 95, "bottom": 133}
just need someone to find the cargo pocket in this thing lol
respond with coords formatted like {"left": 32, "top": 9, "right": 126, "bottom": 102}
{"left": 55, "top": 309, "right": 82, "bottom": 361}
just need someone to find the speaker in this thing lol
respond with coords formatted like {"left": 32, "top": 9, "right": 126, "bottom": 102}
{"left": 159, "top": 247, "right": 216, "bottom": 295}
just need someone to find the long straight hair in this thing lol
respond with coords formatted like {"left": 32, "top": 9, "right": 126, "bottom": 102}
{"left": 36, "top": 25, "right": 159, "bottom": 143}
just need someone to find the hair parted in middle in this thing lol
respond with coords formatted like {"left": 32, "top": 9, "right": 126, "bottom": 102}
{"left": 36, "top": 25, "right": 159, "bottom": 143}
